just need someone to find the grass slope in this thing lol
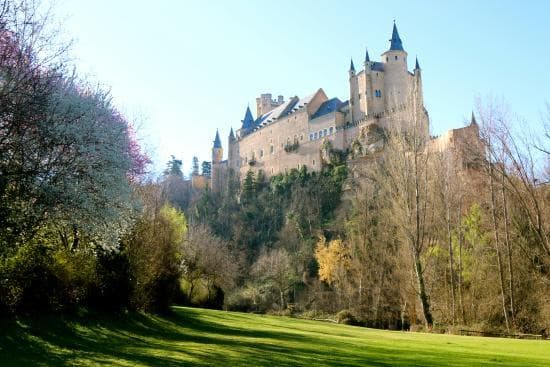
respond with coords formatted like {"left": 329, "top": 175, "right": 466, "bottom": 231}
{"left": 1, "top": 306, "right": 549, "bottom": 366}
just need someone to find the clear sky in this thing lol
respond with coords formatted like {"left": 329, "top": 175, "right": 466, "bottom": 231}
{"left": 60, "top": 0, "right": 550, "bottom": 175}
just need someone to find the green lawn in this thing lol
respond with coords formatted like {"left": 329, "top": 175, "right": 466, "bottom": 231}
{"left": 0, "top": 306, "right": 549, "bottom": 366}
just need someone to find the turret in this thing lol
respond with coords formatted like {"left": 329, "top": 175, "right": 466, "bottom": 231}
{"left": 413, "top": 56, "right": 423, "bottom": 107}
{"left": 381, "top": 22, "right": 408, "bottom": 70}
{"left": 211, "top": 130, "right": 224, "bottom": 192}
{"left": 381, "top": 22, "right": 409, "bottom": 108}
{"left": 228, "top": 127, "right": 238, "bottom": 170}
{"left": 389, "top": 21, "right": 404, "bottom": 51}
{"left": 364, "top": 47, "right": 374, "bottom": 70}
{"left": 212, "top": 129, "right": 223, "bottom": 163}
{"left": 349, "top": 58, "right": 356, "bottom": 76}
{"left": 349, "top": 57, "right": 359, "bottom": 123}
{"left": 470, "top": 111, "right": 478, "bottom": 126}
{"left": 256, "top": 94, "right": 284, "bottom": 117}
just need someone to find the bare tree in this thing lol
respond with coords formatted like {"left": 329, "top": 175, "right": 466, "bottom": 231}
{"left": 181, "top": 225, "right": 239, "bottom": 302}
{"left": 251, "top": 248, "right": 296, "bottom": 310}
{"left": 375, "top": 104, "right": 434, "bottom": 328}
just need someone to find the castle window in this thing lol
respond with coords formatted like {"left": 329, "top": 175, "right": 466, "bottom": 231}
{"left": 300, "top": 135, "right": 303, "bottom": 141}
{"left": 260, "top": 149, "right": 264, "bottom": 158}
{"left": 386, "top": 57, "right": 388, "bottom": 62}
{"left": 314, "top": 132, "right": 318, "bottom": 139}
{"left": 270, "top": 145, "right": 274, "bottom": 154}
{"left": 319, "top": 130, "right": 323, "bottom": 137}
{"left": 358, "top": 93, "right": 361, "bottom": 100}
{"left": 271, "top": 168, "right": 274, "bottom": 174}
{"left": 309, "top": 133, "right": 313, "bottom": 141}
{"left": 329, "top": 127, "right": 334, "bottom": 134}
{"left": 323, "top": 129, "right": 327, "bottom": 136}
{"left": 312, "top": 159, "right": 316, "bottom": 166}
{"left": 395, "top": 55, "right": 398, "bottom": 60}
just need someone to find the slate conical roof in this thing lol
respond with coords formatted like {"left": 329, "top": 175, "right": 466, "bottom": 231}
{"left": 241, "top": 106, "right": 254, "bottom": 130}
{"left": 389, "top": 22, "right": 404, "bottom": 51}
{"left": 365, "top": 48, "right": 370, "bottom": 62}
{"left": 471, "top": 111, "right": 478, "bottom": 126}
{"left": 229, "top": 127, "right": 235, "bottom": 141}
{"left": 415, "top": 57, "right": 420, "bottom": 70}
{"left": 349, "top": 58, "right": 355, "bottom": 72}
{"left": 213, "top": 129, "right": 222, "bottom": 148}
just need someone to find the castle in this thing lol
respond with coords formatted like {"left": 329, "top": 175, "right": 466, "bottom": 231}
{"left": 208, "top": 22, "right": 480, "bottom": 192}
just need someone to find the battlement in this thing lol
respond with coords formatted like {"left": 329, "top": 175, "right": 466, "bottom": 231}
{"left": 256, "top": 93, "right": 285, "bottom": 117}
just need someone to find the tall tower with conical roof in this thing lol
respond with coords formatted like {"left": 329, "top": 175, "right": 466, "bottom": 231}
{"left": 211, "top": 130, "right": 223, "bottom": 192}
{"left": 413, "top": 56, "right": 424, "bottom": 109}
{"left": 227, "top": 127, "right": 239, "bottom": 173}
{"left": 381, "top": 22, "right": 409, "bottom": 109}
{"left": 348, "top": 58, "right": 359, "bottom": 123}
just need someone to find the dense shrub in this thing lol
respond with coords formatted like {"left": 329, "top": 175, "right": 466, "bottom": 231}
{"left": 124, "top": 195, "right": 186, "bottom": 314}
{"left": 0, "top": 242, "right": 96, "bottom": 315}
{"left": 336, "top": 309, "right": 360, "bottom": 326}
{"left": 88, "top": 249, "right": 133, "bottom": 312}
{"left": 224, "top": 288, "right": 255, "bottom": 312}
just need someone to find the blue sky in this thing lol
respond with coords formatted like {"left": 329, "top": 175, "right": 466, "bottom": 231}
{"left": 61, "top": 0, "right": 550, "bottom": 175}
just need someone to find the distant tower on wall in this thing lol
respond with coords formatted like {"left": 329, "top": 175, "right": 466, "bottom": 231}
{"left": 228, "top": 127, "right": 238, "bottom": 170}
{"left": 211, "top": 130, "right": 223, "bottom": 192}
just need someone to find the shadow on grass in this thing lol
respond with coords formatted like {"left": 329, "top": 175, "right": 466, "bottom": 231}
{"left": 0, "top": 307, "right": 543, "bottom": 367}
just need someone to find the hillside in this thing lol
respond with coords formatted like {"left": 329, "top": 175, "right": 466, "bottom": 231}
{"left": 1, "top": 307, "right": 548, "bottom": 366}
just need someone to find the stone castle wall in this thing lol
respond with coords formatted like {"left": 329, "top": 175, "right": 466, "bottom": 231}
{"left": 211, "top": 25, "right": 478, "bottom": 190}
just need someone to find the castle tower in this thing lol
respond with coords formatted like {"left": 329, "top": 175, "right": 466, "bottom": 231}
{"left": 228, "top": 127, "right": 238, "bottom": 171}
{"left": 381, "top": 22, "right": 409, "bottom": 108}
{"left": 256, "top": 94, "right": 284, "bottom": 117}
{"left": 348, "top": 58, "right": 359, "bottom": 123}
{"left": 211, "top": 130, "right": 223, "bottom": 192}
{"left": 361, "top": 47, "right": 376, "bottom": 116}
{"left": 413, "top": 57, "right": 423, "bottom": 103}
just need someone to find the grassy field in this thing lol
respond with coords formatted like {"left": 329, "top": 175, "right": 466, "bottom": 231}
{"left": 1, "top": 306, "right": 549, "bottom": 366}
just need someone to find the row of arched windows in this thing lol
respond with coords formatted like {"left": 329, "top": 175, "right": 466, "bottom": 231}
{"left": 309, "top": 126, "right": 335, "bottom": 141}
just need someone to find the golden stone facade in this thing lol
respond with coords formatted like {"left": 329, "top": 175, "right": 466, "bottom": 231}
{"left": 210, "top": 23, "right": 480, "bottom": 191}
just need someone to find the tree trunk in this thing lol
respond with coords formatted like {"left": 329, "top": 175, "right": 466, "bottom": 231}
{"left": 457, "top": 201, "right": 465, "bottom": 324}
{"left": 71, "top": 224, "right": 79, "bottom": 250}
{"left": 413, "top": 149, "right": 432, "bottom": 329}
{"left": 279, "top": 288, "right": 285, "bottom": 310}
{"left": 501, "top": 172, "right": 515, "bottom": 324}
{"left": 413, "top": 250, "right": 433, "bottom": 328}
{"left": 446, "top": 202, "right": 456, "bottom": 325}
{"left": 489, "top": 162, "right": 510, "bottom": 332}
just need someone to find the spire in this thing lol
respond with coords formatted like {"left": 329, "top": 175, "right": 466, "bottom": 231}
{"left": 470, "top": 111, "right": 478, "bottom": 126}
{"left": 349, "top": 58, "right": 355, "bottom": 72}
{"left": 229, "top": 127, "right": 235, "bottom": 141}
{"left": 213, "top": 129, "right": 222, "bottom": 148}
{"left": 389, "top": 21, "right": 404, "bottom": 51}
{"left": 415, "top": 56, "right": 420, "bottom": 70}
{"left": 241, "top": 106, "right": 254, "bottom": 130}
{"left": 365, "top": 48, "right": 370, "bottom": 62}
